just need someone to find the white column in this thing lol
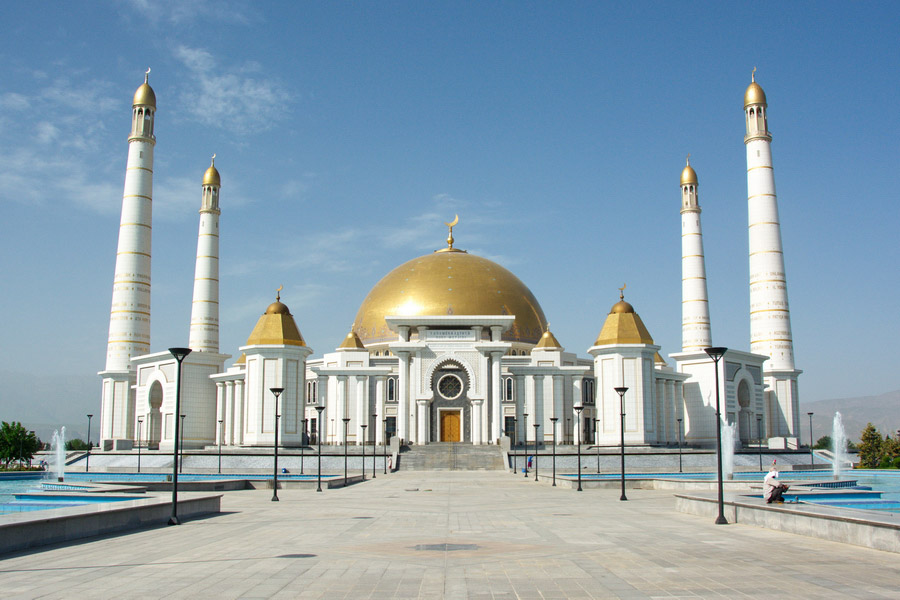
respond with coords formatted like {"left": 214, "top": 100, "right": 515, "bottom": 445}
{"left": 533, "top": 375, "right": 544, "bottom": 444}
{"left": 525, "top": 375, "right": 535, "bottom": 442}
{"left": 317, "top": 375, "right": 328, "bottom": 445}
{"left": 234, "top": 380, "right": 244, "bottom": 445}
{"left": 416, "top": 399, "right": 428, "bottom": 444}
{"left": 572, "top": 377, "right": 583, "bottom": 445}
{"left": 375, "top": 375, "right": 385, "bottom": 444}
{"left": 490, "top": 352, "right": 502, "bottom": 443}
{"left": 356, "top": 375, "right": 367, "bottom": 445}
{"left": 397, "top": 352, "right": 410, "bottom": 443}
{"left": 553, "top": 375, "right": 563, "bottom": 443}
{"left": 472, "top": 399, "right": 483, "bottom": 444}
{"left": 336, "top": 376, "right": 347, "bottom": 444}
{"left": 515, "top": 376, "right": 526, "bottom": 444}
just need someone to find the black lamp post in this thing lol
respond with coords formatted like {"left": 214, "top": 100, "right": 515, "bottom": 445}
{"left": 168, "top": 347, "right": 191, "bottom": 525}
{"left": 807, "top": 411, "right": 815, "bottom": 469}
{"left": 315, "top": 405, "right": 325, "bottom": 492}
{"left": 533, "top": 423, "right": 540, "bottom": 481}
{"left": 594, "top": 418, "right": 601, "bottom": 473}
{"left": 343, "top": 417, "right": 351, "bottom": 484}
{"left": 522, "top": 413, "right": 529, "bottom": 477}
{"left": 301, "top": 418, "right": 308, "bottom": 475}
{"left": 382, "top": 417, "right": 388, "bottom": 474}
{"left": 614, "top": 387, "right": 628, "bottom": 501}
{"left": 371, "top": 413, "right": 377, "bottom": 478}
{"left": 270, "top": 387, "right": 284, "bottom": 502}
{"left": 756, "top": 415, "right": 763, "bottom": 471}
{"left": 217, "top": 419, "right": 223, "bottom": 474}
{"left": 704, "top": 346, "right": 728, "bottom": 525}
{"left": 360, "top": 424, "right": 367, "bottom": 481}
{"left": 511, "top": 417, "right": 518, "bottom": 474}
{"left": 179, "top": 414, "right": 186, "bottom": 473}
{"left": 137, "top": 418, "right": 143, "bottom": 474}
{"left": 85, "top": 414, "right": 93, "bottom": 473}
{"left": 677, "top": 417, "right": 683, "bottom": 473}
{"left": 550, "top": 417, "right": 558, "bottom": 486}
{"left": 566, "top": 417, "right": 571, "bottom": 445}
{"left": 574, "top": 405, "right": 583, "bottom": 491}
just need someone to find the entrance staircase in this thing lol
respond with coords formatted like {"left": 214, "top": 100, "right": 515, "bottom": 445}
{"left": 399, "top": 443, "right": 505, "bottom": 471}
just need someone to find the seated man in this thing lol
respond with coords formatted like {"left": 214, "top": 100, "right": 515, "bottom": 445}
{"left": 763, "top": 466, "right": 789, "bottom": 503}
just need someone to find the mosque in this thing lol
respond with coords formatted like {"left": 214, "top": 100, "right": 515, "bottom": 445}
{"left": 97, "top": 70, "right": 801, "bottom": 456}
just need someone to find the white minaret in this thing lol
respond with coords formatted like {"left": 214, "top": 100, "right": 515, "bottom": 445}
{"left": 744, "top": 69, "right": 801, "bottom": 440}
{"left": 99, "top": 70, "right": 156, "bottom": 448}
{"left": 188, "top": 156, "right": 222, "bottom": 353}
{"left": 680, "top": 156, "right": 712, "bottom": 351}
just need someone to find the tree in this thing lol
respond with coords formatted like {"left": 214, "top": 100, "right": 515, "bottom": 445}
{"left": 858, "top": 423, "right": 883, "bottom": 469}
{"left": 0, "top": 421, "right": 40, "bottom": 469}
{"left": 813, "top": 435, "right": 832, "bottom": 450}
{"left": 65, "top": 438, "right": 91, "bottom": 451}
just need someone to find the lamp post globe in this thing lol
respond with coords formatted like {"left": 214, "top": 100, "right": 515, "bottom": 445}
{"left": 167, "top": 347, "right": 192, "bottom": 525}
{"left": 704, "top": 346, "right": 729, "bottom": 525}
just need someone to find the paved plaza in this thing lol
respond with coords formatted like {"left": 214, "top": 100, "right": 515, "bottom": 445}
{"left": 1, "top": 471, "right": 899, "bottom": 599}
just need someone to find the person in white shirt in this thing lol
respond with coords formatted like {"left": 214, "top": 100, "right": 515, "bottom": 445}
{"left": 763, "top": 466, "right": 789, "bottom": 503}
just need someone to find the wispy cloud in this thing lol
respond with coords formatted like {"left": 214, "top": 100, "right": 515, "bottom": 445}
{"left": 126, "top": 0, "right": 254, "bottom": 27}
{"left": 173, "top": 45, "right": 290, "bottom": 135}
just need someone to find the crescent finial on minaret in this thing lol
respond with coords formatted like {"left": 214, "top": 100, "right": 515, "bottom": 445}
{"left": 145, "top": 67, "right": 151, "bottom": 83}
{"left": 276, "top": 284, "right": 283, "bottom": 301}
{"left": 443, "top": 214, "right": 459, "bottom": 249}
{"left": 619, "top": 283, "right": 626, "bottom": 300}
{"left": 751, "top": 66, "right": 756, "bottom": 82}
{"left": 686, "top": 153, "right": 691, "bottom": 166}
{"left": 211, "top": 153, "right": 216, "bottom": 166}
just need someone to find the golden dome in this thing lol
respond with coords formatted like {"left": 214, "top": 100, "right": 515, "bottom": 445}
{"left": 744, "top": 70, "right": 767, "bottom": 108}
{"left": 245, "top": 297, "right": 306, "bottom": 346}
{"left": 594, "top": 293, "right": 654, "bottom": 346}
{"left": 202, "top": 155, "right": 220, "bottom": 187}
{"left": 534, "top": 329, "right": 562, "bottom": 350}
{"left": 353, "top": 250, "right": 548, "bottom": 345}
{"left": 133, "top": 71, "right": 156, "bottom": 108}
{"left": 680, "top": 156, "right": 697, "bottom": 186}
{"left": 338, "top": 330, "right": 366, "bottom": 350}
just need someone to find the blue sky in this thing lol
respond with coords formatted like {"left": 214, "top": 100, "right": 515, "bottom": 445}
{"left": 1, "top": 1, "right": 898, "bottom": 428}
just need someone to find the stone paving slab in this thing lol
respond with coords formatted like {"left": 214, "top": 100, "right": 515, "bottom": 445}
{"left": 0, "top": 471, "right": 899, "bottom": 599}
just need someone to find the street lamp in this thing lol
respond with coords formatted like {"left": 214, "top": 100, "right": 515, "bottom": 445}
{"left": 614, "top": 387, "right": 628, "bottom": 502}
{"left": 360, "top": 424, "right": 367, "bottom": 481}
{"left": 179, "top": 414, "right": 186, "bottom": 473}
{"left": 168, "top": 347, "right": 192, "bottom": 525}
{"left": 371, "top": 413, "right": 377, "bottom": 478}
{"left": 270, "top": 387, "right": 284, "bottom": 502}
{"left": 522, "top": 413, "right": 529, "bottom": 477}
{"left": 756, "top": 415, "right": 763, "bottom": 471}
{"left": 382, "top": 417, "right": 388, "bottom": 474}
{"left": 550, "top": 417, "right": 558, "bottom": 486}
{"left": 301, "top": 418, "right": 308, "bottom": 475}
{"left": 595, "top": 418, "right": 601, "bottom": 473}
{"left": 315, "top": 405, "right": 325, "bottom": 492}
{"left": 137, "top": 418, "right": 143, "bottom": 474}
{"left": 704, "top": 346, "right": 728, "bottom": 525}
{"left": 512, "top": 417, "right": 518, "bottom": 474}
{"left": 566, "top": 417, "right": 571, "bottom": 445}
{"left": 217, "top": 419, "right": 223, "bottom": 474}
{"left": 574, "top": 405, "right": 584, "bottom": 491}
{"left": 343, "top": 417, "right": 351, "bottom": 484}
{"left": 533, "top": 423, "right": 540, "bottom": 481}
{"left": 677, "top": 417, "right": 683, "bottom": 473}
{"left": 86, "top": 414, "right": 93, "bottom": 473}
{"left": 808, "top": 411, "right": 815, "bottom": 469}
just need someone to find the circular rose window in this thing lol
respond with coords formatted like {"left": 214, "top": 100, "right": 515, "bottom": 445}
{"left": 437, "top": 374, "right": 463, "bottom": 400}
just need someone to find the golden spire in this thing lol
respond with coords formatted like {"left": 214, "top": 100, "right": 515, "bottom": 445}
{"left": 445, "top": 214, "right": 459, "bottom": 250}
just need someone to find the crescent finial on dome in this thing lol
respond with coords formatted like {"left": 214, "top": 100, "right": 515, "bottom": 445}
{"left": 751, "top": 66, "right": 756, "bottom": 82}
{"left": 276, "top": 284, "right": 283, "bottom": 301}
{"left": 619, "top": 283, "right": 626, "bottom": 300}
{"left": 145, "top": 67, "right": 150, "bottom": 83}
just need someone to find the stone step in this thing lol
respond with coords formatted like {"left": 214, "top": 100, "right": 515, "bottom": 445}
{"left": 400, "top": 444, "right": 504, "bottom": 471}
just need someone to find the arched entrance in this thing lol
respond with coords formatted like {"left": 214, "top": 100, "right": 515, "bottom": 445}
{"left": 148, "top": 381, "right": 163, "bottom": 450}
{"left": 737, "top": 379, "right": 752, "bottom": 445}
{"left": 429, "top": 362, "right": 470, "bottom": 443}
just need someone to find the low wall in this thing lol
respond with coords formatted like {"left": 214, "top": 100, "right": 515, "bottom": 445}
{"left": 675, "top": 493, "right": 900, "bottom": 554}
{"left": 0, "top": 493, "right": 221, "bottom": 555}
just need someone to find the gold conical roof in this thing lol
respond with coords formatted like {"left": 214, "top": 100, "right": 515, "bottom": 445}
{"left": 245, "top": 295, "right": 306, "bottom": 347}
{"left": 534, "top": 329, "right": 562, "bottom": 349}
{"left": 594, "top": 292, "right": 654, "bottom": 346}
{"left": 338, "top": 330, "right": 366, "bottom": 350}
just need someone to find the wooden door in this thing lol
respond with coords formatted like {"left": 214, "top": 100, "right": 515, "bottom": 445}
{"left": 441, "top": 411, "right": 461, "bottom": 442}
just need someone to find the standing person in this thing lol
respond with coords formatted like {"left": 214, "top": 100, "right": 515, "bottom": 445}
{"left": 764, "top": 465, "right": 789, "bottom": 503}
